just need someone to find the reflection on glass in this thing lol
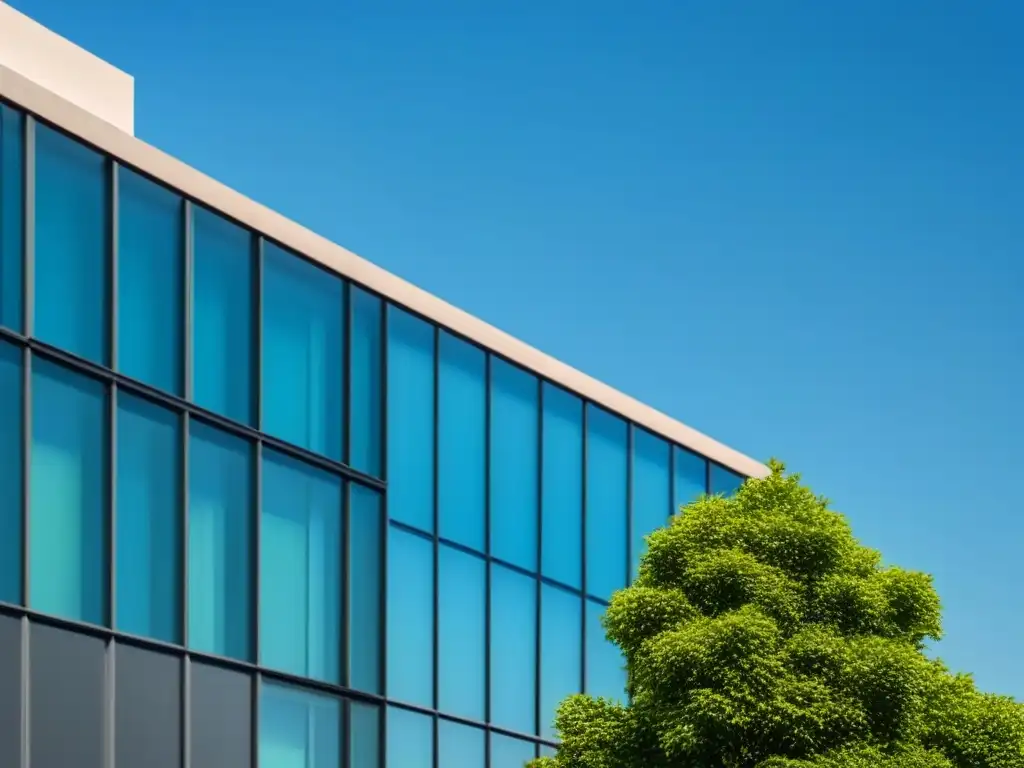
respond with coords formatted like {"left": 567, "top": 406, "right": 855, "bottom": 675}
{"left": 259, "top": 682, "right": 340, "bottom": 768}
{"left": 586, "top": 599, "right": 625, "bottom": 704}
{"left": 631, "top": 428, "right": 670, "bottom": 579}
{"left": 586, "top": 407, "right": 627, "bottom": 600}
{"left": 490, "top": 564, "right": 536, "bottom": 734}
{"left": 349, "top": 484, "right": 382, "bottom": 694}
{"left": 387, "top": 526, "right": 433, "bottom": 705}
{"left": 350, "top": 288, "right": 383, "bottom": 476}
{"left": 541, "top": 384, "right": 583, "bottom": 589}
{"left": 439, "top": 545, "right": 485, "bottom": 719}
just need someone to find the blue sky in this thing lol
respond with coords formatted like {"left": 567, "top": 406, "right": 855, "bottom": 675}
{"left": 15, "top": 0, "right": 1024, "bottom": 696}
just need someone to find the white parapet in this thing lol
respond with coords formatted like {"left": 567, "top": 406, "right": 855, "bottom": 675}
{"left": 0, "top": 1, "right": 134, "bottom": 135}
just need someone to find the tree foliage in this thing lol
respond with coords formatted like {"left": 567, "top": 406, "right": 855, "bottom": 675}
{"left": 530, "top": 461, "right": 1024, "bottom": 768}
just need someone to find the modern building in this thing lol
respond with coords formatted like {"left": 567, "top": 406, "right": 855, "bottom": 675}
{"left": 0, "top": 4, "right": 767, "bottom": 767}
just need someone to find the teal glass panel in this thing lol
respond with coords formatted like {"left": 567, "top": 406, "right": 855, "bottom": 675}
{"left": 490, "top": 359, "right": 538, "bottom": 571}
{"left": 386, "top": 307, "right": 434, "bottom": 532}
{"left": 490, "top": 564, "right": 536, "bottom": 734}
{"left": 117, "top": 167, "right": 183, "bottom": 394}
{"left": 673, "top": 446, "right": 707, "bottom": 514}
{"left": 585, "top": 599, "right": 625, "bottom": 704}
{"left": 350, "top": 287, "right": 383, "bottom": 477}
{"left": 262, "top": 243, "right": 344, "bottom": 459}
{"left": 259, "top": 682, "right": 339, "bottom": 768}
{"left": 387, "top": 526, "right": 433, "bottom": 705}
{"left": 261, "top": 449, "right": 342, "bottom": 683}
{"left": 350, "top": 484, "right": 382, "bottom": 694}
{"left": 491, "top": 734, "right": 536, "bottom": 768}
{"left": 387, "top": 707, "right": 432, "bottom": 768}
{"left": 0, "top": 340, "right": 21, "bottom": 603}
{"left": 585, "top": 407, "right": 627, "bottom": 600}
{"left": 30, "top": 360, "right": 107, "bottom": 623}
{"left": 540, "top": 745, "right": 557, "bottom": 758}
{"left": 631, "top": 428, "right": 670, "bottom": 579}
{"left": 116, "top": 394, "right": 181, "bottom": 643}
{"left": 540, "top": 384, "right": 582, "bottom": 589}
{"left": 438, "top": 332, "right": 485, "bottom": 551}
{"left": 711, "top": 464, "right": 745, "bottom": 496}
{"left": 34, "top": 125, "right": 108, "bottom": 364}
{"left": 540, "top": 584, "right": 581, "bottom": 741}
{"left": 192, "top": 206, "right": 253, "bottom": 425}
{"left": 0, "top": 105, "right": 23, "bottom": 332}
{"left": 439, "top": 720, "right": 484, "bottom": 767}
{"left": 438, "top": 544, "right": 485, "bottom": 719}
{"left": 348, "top": 702, "right": 380, "bottom": 768}
{"left": 187, "top": 421, "right": 252, "bottom": 661}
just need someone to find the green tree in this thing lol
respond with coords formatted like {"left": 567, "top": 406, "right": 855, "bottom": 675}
{"left": 531, "top": 461, "right": 1024, "bottom": 768}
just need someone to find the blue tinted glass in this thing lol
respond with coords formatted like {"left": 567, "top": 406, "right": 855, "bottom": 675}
{"left": 540, "top": 745, "right": 557, "bottom": 758}
{"left": 262, "top": 243, "right": 344, "bottom": 459}
{"left": 631, "top": 429, "right": 670, "bottom": 580}
{"left": 261, "top": 450, "right": 341, "bottom": 683}
{"left": 541, "top": 384, "right": 582, "bottom": 589}
{"left": 439, "top": 720, "right": 484, "bottom": 768}
{"left": 386, "top": 308, "right": 434, "bottom": 532}
{"left": 350, "top": 484, "right": 382, "bottom": 694}
{"left": 711, "top": 464, "right": 745, "bottom": 496}
{"left": 192, "top": 206, "right": 253, "bottom": 425}
{"left": 491, "top": 734, "right": 536, "bottom": 768}
{"left": 117, "top": 167, "right": 183, "bottom": 394}
{"left": 30, "top": 360, "right": 107, "bottom": 623}
{"left": 349, "top": 702, "right": 380, "bottom": 768}
{"left": 490, "top": 359, "right": 538, "bottom": 571}
{"left": 259, "top": 682, "right": 339, "bottom": 768}
{"left": 350, "top": 288, "right": 383, "bottom": 476}
{"left": 541, "top": 584, "right": 581, "bottom": 741}
{"left": 0, "top": 105, "right": 23, "bottom": 332}
{"left": 438, "top": 545, "right": 485, "bottom": 719}
{"left": 387, "top": 707, "right": 432, "bottom": 768}
{"left": 387, "top": 526, "right": 433, "bottom": 705}
{"left": 673, "top": 446, "right": 707, "bottom": 514}
{"left": 438, "top": 333, "right": 485, "bottom": 551}
{"left": 585, "top": 407, "right": 627, "bottom": 600}
{"left": 187, "top": 421, "right": 252, "bottom": 661}
{"left": 0, "top": 341, "right": 21, "bottom": 603}
{"left": 585, "top": 599, "right": 625, "bottom": 704}
{"left": 116, "top": 394, "right": 181, "bottom": 643}
{"left": 490, "top": 565, "right": 536, "bottom": 734}
{"left": 34, "top": 125, "right": 108, "bottom": 364}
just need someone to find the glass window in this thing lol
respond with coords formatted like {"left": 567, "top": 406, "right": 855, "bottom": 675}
{"left": 115, "top": 645, "right": 182, "bottom": 768}
{"left": 438, "top": 332, "right": 485, "bottom": 551}
{"left": 387, "top": 526, "right": 433, "bottom": 706}
{"left": 30, "top": 360, "right": 107, "bottom": 624}
{"left": 439, "top": 720, "right": 485, "bottom": 768}
{"left": 541, "top": 384, "right": 582, "bottom": 589}
{"left": 540, "top": 745, "right": 557, "bottom": 758}
{"left": 0, "top": 105, "right": 23, "bottom": 332}
{"left": 261, "top": 450, "right": 342, "bottom": 683}
{"left": 190, "top": 662, "right": 252, "bottom": 768}
{"left": 491, "top": 733, "right": 537, "bottom": 768}
{"left": 259, "top": 681, "right": 340, "bottom": 768}
{"left": 350, "top": 287, "right": 383, "bottom": 477}
{"left": 191, "top": 205, "right": 254, "bottom": 425}
{"left": 387, "top": 307, "right": 434, "bottom": 532}
{"left": 490, "top": 359, "right": 539, "bottom": 571}
{"left": 585, "top": 407, "right": 627, "bottom": 600}
{"left": 262, "top": 243, "right": 344, "bottom": 459}
{"left": 490, "top": 564, "right": 536, "bottom": 734}
{"left": 349, "top": 484, "right": 382, "bottom": 694}
{"left": 117, "top": 167, "right": 183, "bottom": 394}
{"left": 387, "top": 708, "right": 432, "bottom": 768}
{"left": 438, "top": 544, "right": 485, "bottom": 720}
{"left": 541, "top": 584, "right": 581, "bottom": 741}
{"left": 631, "top": 428, "right": 670, "bottom": 579}
{"left": 673, "top": 446, "right": 707, "bottom": 513}
{"left": 0, "top": 341, "right": 22, "bottom": 604}
{"left": 348, "top": 702, "right": 381, "bottom": 768}
{"left": 585, "top": 599, "right": 625, "bottom": 704}
{"left": 711, "top": 464, "right": 745, "bottom": 496}
{"left": 116, "top": 394, "right": 181, "bottom": 643}
{"left": 34, "top": 125, "right": 108, "bottom": 364}
{"left": 187, "top": 421, "right": 252, "bottom": 661}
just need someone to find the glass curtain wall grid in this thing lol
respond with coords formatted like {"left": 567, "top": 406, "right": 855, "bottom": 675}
{"left": 0, "top": 98, "right": 750, "bottom": 767}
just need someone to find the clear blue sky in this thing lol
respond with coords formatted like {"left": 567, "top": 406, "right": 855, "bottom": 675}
{"left": 16, "top": 0, "right": 1023, "bottom": 696}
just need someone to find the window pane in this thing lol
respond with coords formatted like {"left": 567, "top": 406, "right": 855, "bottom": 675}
{"left": 260, "top": 681, "right": 340, "bottom": 768}
{"left": 387, "top": 307, "right": 434, "bottom": 532}
{"left": 30, "top": 360, "right": 107, "bottom": 624}
{"left": 349, "top": 702, "right": 380, "bottom": 768}
{"left": 541, "top": 584, "right": 581, "bottom": 741}
{"left": 673, "top": 446, "right": 707, "bottom": 513}
{"left": 0, "top": 615, "right": 21, "bottom": 768}
{"left": 439, "top": 719, "right": 484, "bottom": 768}
{"left": 116, "top": 394, "right": 181, "bottom": 643}
{"left": 438, "top": 332, "right": 485, "bottom": 551}
{"left": 261, "top": 450, "right": 342, "bottom": 683}
{"left": 34, "top": 125, "right": 108, "bottom": 364}
{"left": 491, "top": 733, "right": 536, "bottom": 768}
{"left": 192, "top": 206, "right": 253, "bottom": 425}
{"left": 387, "top": 526, "right": 433, "bottom": 705}
{"left": 190, "top": 661, "right": 252, "bottom": 768}
{"left": 541, "top": 384, "right": 582, "bottom": 589}
{"left": 350, "top": 287, "right": 382, "bottom": 477}
{"left": 115, "top": 644, "right": 182, "bottom": 768}
{"left": 0, "top": 341, "right": 22, "bottom": 604}
{"left": 117, "top": 167, "right": 183, "bottom": 394}
{"left": 438, "top": 545, "right": 485, "bottom": 720}
{"left": 585, "top": 599, "right": 625, "bottom": 704}
{"left": 631, "top": 428, "right": 670, "bottom": 580}
{"left": 0, "top": 105, "right": 23, "bottom": 332}
{"left": 585, "top": 407, "right": 627, "bottom": 600}
{"left": 490, "top": 359, "right": 538, "bottom": 571}
{"left": 387, "top": 708, "right": 432, "bottom": 768}
{"left": 350, "top": 484, "right": 382, "bottom": 694}
{"left": 188, "top": 421, "right": 252, "bottom": 661}
{"left": 490, "top": 564, "right": 536, "bottom": 734}
{"left": 711, "top": 464, "right": 745, "bottom": 496}
{"left": 263, "top": 243, "right": 343, "bottom": 459}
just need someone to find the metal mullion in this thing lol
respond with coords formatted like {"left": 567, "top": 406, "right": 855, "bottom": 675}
{"left": 251, "top": 441, "right": 262, "bottom": 666}
{"left": 378, "top": 303, "right": 389, "bottom": 768}
{"left": 20, "top": 114, "right": 33, "bottom": 611}
{"left": 705, "top": 460, "right": 712, "bottom": 495}
{"left": 109, "top": 160, "right": 118, "bottom": 371}
{"left": 180, "top": 412, "right": 190, "bottom": 647}
{"left": 579, "top": 403, "right": 588, "bottom": 696}
{"left": 108, "top": 383, "right": 117, "bottom": 630}
{"left": 533, "top": 380, "right": 543, "bottom": 739}
{"left": 182, "top": 656, "right": 191, "bottom": 768}
{"left": 251, "top": 672, "right": 260, "bottom": 768}
{"left": 669, "top": 447, "right": 676, "bottom": 523}
{"left": 253, "top": 236, "right": 263, "bottom": 431}
{"left": 20, "top": 345, "right": 30, "bottom": 608}
{"left": 23, "top": 113, "right": 33, "bottom": 337}
{"left": 483, "top": 352, "right": 492, "bottom": 768}
{"left": 341, "top": 482, "right": 351, "bottom": 688}
{"left": 183, "top": 200, "right": 193, "bottom": 401}
{"left": 431, "top": 324, "right": 440, "bottom": 716}
{"left": 625, "top": 424, "right": 634, "bottom": 587}
{"left": 343, "top": 281, "right": 352, "bottom": 467}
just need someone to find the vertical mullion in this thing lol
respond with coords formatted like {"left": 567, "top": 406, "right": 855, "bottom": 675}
{"left": 669, "top": 447, "right": 676, "bottom": 523}
{"left": 20, "top": 345, "right": 30, "bottom": 608}
{"left": 342, "top": 281, "right": 352, "bottom": 467}
{"left": 431, "top": 325, "right": 440, "bottom": 768}
{"left": 109, "top": 161, "right": 118, "bottom": 371}
{"left": 625, "top": 425, "right": 633, "bottom": 587}
{"left": 580, "top": 404, "right": 588, "bottom": 696}
{"left": 251, "top": 674, "right": 260, "bottom": 768}
{"left": 704, "top": 461, "right": 712, "bottom": 495}
{"left": 378, "top": 304, "right": 389, "bottom": 767}
{"left": 183, "top": 201, "right": 193, "bottom": 401}
{"left": 108, "top": 383, "right": 117, "bottom": 630}
{"left": 483, "top": 352, "right": 492, "bottom": 768}
{"left": 180, "top": 412, "right": 190, "bottom": 646}
{"left": 341, "top": 484, "right": 351, "bottom": 768}
{"left": 533, "top": 381, "right": 543, "bottom": 739}
{"left": 252, "top": 441, "right": 262, "bottom": 666}
{"left": 20, "top": 113, "right": 33, "bottom": 610}
{"left": 181, "top": 656, "right": 191, "bottom": 768}
{"left": 253, "top": 236, "right": 263, "bottom": 431}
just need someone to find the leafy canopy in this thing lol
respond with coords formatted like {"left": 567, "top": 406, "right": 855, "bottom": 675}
{"left": 531, "top": 461, "right": 1024, "bottom": 768}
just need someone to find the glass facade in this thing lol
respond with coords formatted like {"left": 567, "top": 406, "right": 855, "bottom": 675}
{"left": 0, "top": 100, "right": 750, "bottom": 766}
